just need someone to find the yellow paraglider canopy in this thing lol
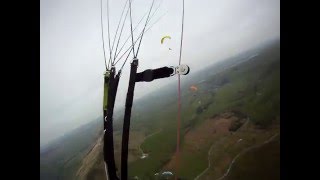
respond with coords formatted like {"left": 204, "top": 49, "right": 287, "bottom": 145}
{"left": 161, "top": 35, "right": 171, "bottom": 44}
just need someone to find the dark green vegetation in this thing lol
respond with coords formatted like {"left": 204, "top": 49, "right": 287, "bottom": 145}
{"left": 40, "top": 118, "right": 102, "bottom": 180}
{"left": 225, "top": 135, "right": 280, "bottom": 180}
{"left": 110, "top": 40, "right": 280, "bottom": 179}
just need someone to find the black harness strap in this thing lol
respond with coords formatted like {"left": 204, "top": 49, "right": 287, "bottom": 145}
{"left": 135, "top": 66, "right": 173, "bottom": 82}
{"left": 121, "top": 62, "right": 177, "bottom": 179}
{"left": 104, "top": 67, "right": 120, "bottom": 180}
{"left": 121, "top": 59, "right": 138, "bottom": 180}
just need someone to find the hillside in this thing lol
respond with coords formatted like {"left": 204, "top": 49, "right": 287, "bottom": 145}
{"left": 81, "top": 40, "right": 280, "bottom": 180}
{"left": 40, "top": 117, "right": 103, "bottom": 180}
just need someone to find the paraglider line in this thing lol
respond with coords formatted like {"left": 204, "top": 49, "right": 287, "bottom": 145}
{"left": 113, "top": 0, "right": 163, "bottom": 63}
{"left": 176, "top": 75, "right": 181, "bottom": 180}
{"left": 135, "top": 0, "right": 155, "bottom": 57}
{"left": 100, "top": 0, "right": 108, "bottom": 70}
{"left": 115, "top": 11, "right": 168, "bottom": 68}
{"left": 106, "top": 0, "right": 113, "bottom": 69}
{"left": 109, "top": 0, "right": 130, "bottom": 66}
{"left": 178, "top": 0, "right": 185, "bottom": 65}
{"left": 175, "top": 0, "right": 185, "bottom": 179}
{"left": 112, "top": 0, "right": 132, "bottom": 65}
{"left": 120, "top": 45, "right": 134, "bottom": 71}
{"left": 129, "top": 0, "right": 136, "bottom": 58}
{"left": 113, "top": 2, "right": 146, "bottom": 65}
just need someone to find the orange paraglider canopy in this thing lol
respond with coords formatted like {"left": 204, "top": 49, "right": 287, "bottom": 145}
{"left": 190, "top": 85, "right": 198, "bottom": 92}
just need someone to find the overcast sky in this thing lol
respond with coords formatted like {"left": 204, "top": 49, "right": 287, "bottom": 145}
{"left": 40, "top": 0, "right": 279, "bottom": 147}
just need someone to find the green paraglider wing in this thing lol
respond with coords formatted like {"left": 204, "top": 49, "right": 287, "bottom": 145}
{"left": 161, "top": 35, "right": 171, "bottom": 44}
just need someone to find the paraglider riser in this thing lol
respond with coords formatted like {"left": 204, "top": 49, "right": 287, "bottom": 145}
{"left": 121, "top": 59, "right": 139, "bottom": 180}
{"left": 104, "top": 67, "right": 120, "bottom": 180}
{"left": 120, "top": 60, "right": 189, "bottom": 179}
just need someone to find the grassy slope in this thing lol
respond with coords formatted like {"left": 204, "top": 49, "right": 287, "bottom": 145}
{"left": 40, "top": 118, "right": 102, "bottom": 180}
{"left": 179, "top": 45, "right": 280, "bottom": 178}
{"left": 124, "top": 42, "right": 280, "bottom": 179}
{"left": 225, "top": 135, "right": 280, "bottom": 180}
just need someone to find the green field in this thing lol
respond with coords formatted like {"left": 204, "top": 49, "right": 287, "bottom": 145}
{"left": 107, "top": 41, "right": 281, "bottom": 179}
{"left": 224, "top": 135, "right": 280, "bottom": 180}
{"left": 74, "top": 40, "right": 281, "bottom": 180}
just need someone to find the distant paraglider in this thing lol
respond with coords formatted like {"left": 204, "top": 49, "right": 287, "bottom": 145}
{"left": 161, "top": 35, "right": 171, "bottom": 44}
{"left": 190, "top": 85, "right": 198, "bottom": 92}
{"left": 190, "top": 85, "right": 198, "bottom": 97}
{"left": 161, "top": 35, "right": 172, "bottom": 51}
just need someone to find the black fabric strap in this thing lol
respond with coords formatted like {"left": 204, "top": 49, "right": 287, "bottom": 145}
{"left": 135, "top": 66, "right": 173, "bottom": 82}
{"left": 104, "top": 67, "right": 120, "bottom": 180}
{"left": 121, "top": 59, "right": 138, "bottom": 179}
{"left": 121, "top": 64, "right": 174, "bottom": 179}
